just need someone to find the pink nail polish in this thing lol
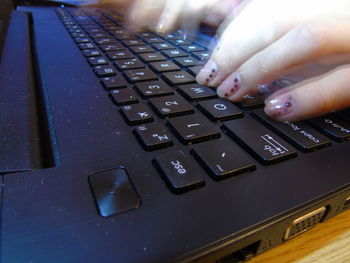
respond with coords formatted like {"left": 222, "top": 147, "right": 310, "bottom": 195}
{"left": 265, "top": 95, "right": 294, "bottom": 119}
{"left": 196, "top": 60, "right": 218, "bottom": 85}
{"left": 217, "top": 72, "right": 242, "bottom": 98}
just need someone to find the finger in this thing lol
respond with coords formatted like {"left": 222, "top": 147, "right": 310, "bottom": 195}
{"left": 264, "top": 65, "right": 350, "bottom": 121}
{"left": 155, "top": 0, "right": 186, "bottom": 33}
{"left": 196, "top": 0, "right": 350, "bottom": 87}
{"left": 215, "top": 19, "right": 350, "bottom": 100}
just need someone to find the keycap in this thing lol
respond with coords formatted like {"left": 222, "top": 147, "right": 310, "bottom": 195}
{"left": 106, "top": 50, "right": 134, "bottom": 60}
{"left": 110, "top": 88, "right": 138, "bottom": 105}
{"left": 82, "top": 49, "right": 100, "bottom": 57}
{"left": 168, "top": 114, "right": 221, "bottom": 144}
{"left": 89, "top": 32, "right": 109, "bottom": 39}
{"left": 152, "top": 43, "right": 176, "bottom": 50}
{"left": 149, "top": 94, "right": 194, "bottom": 118}
{"left": 134, "top": 123, "right": 173, "bottom": 150}
{"left": 100, "top": 43, "right": 125, "bottom": 51}
{"left": 252, "top": 110, "right": 332, "bottom": 152}
{"left": 96, "top": 38, "right": 117, "bottom": 45}
{"left": 192, "top": 139, "right": 255, "bottom": 180}
{"left": 114, "top": 58, "right": 145, "bottom": 70}
{"left": 120, "top": 104, "right": 153, "bottom": 125}
{"left": 162, "top": 49, "right": 188, "bottom": 58}
{"left": 135, "top": 80, "right": 174, "bottom": 98}
{"left": 89, "top": 168, "right": 140, "bottom": 217}
{"left": 88, "top": 57, "right": 108, "bottom": 66}
{"left": 188, "top": 66, "right": 203, "bottom": 76}
{"left": 153, "top": 150, "right": 205, "bottom": 194}
{"left": 181, "top": 45, "right": 206, "bottom": 52}
{"left": 149, "top": 61, "right": 180, "bottom": 73}
{"left": 124, "top": 68, "right": 158, "bottom": 82}
{"left": 94, "top": 65, "right": 117, "bottom": 77}
{"left": 177, "top": 84, "right": 217, "bottom": 101}
{"left": 144, "top": 37, "right": 165, "bottom": 44}
{"left": 101, "top": 76, "right": 128, "bottom": 90}
{"left": 75, "top": 37, "right": 90, "bottom": 43}
{"left": 122, "top": 39, "right": 145, "bottom": 46}
{"left": 170, "top": 39, "right": 192, "bottom": 45}
{"left": 78, "top": 42, "right": 95, "bottom": 50}
{"left": 162, "top": 71, "right": 196, "bottom": 85}
{"left": 130, "top": 45, "right": 155, "bottom": 53}
{"left": 192, "top": 51, "right": 211, "bottom": 60}
{"left": 197, "top": 99, "right": 243, "bottom": 121}
{"left": 337, "top": 108, "right": 350, "bottom": 122}
{"left": 139, "top": 52, "right": 167, "bottom": 62}
{"left": 174, "top": 57, "right": 204, "bottom": 67}
{"left": 307, "top": 114, "right": 350, "bottom": 142}
{"left": 235, "top": 95, "right": 264, "bottom": 110}
{"left": 222, "top": 116, "right": 297, "bottom": 164}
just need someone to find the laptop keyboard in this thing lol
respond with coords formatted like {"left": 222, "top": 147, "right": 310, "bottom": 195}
{"left": 55, "top": 7, "right": 350, "bottom": 197}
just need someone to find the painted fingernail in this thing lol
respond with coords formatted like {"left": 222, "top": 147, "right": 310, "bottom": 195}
{"left": 217, "top": 72, "right": 242, "bottom": 99}
{"left": 265, "top": 94, "right": 294, "bottom": 119}
{"left": 196, "top": 60, "right": 218, "bottom": 85}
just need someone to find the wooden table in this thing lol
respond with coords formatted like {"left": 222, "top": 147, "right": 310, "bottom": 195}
{"left": 251, "top": 208, "right": 350, "bottom": 263}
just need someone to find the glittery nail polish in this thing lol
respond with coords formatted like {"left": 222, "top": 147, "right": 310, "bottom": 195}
{"left": 265, "top": 95, "right": 294, "bottom": 119}
{"left": 217, "top": 72, "right": 242, "bottom": 98}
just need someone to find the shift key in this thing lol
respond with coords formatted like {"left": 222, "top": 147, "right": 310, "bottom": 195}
{"left": 222, "top": 116, "right": 297, "bottom": 165}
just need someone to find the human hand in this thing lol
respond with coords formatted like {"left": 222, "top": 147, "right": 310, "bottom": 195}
{"left": 196, "top": 0, "right": 350, "bottom": 121}
{"left": 126, "top": 0, "right": 239, "bottom": 33}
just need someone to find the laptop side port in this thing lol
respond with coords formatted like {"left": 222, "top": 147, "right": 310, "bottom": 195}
{"left": 343, "top": 196, "right": 350, "bottom": 210}
{"left": 217, "top": 241, "right": 260, "bottom": 263}
{"left": 284, "top": 207, "right": 326, "bottom": 240}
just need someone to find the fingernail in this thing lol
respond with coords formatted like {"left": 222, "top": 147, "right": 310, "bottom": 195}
{"left": 196, "top": 60, "right": 218, "bottom": 85}
{"left": 216, "top": 72, "right": 242, "bottom": 99}
{"left": 155, "top": 18, "right": 168, "bottom": 33}
{"left": 265, "top": 94, "right": 294, "bottom": 120}
{"left": 256, "top": 83, "right": 279, "bottom": 99}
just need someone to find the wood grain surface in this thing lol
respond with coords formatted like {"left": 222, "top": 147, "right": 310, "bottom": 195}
{"left": 250, "top": 209, "right": 350, "bottom": 263}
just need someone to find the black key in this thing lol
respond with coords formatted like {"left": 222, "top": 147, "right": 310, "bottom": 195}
{"left": 88, "top": 57, "right": 108, "bottom": 66}
{"left": 94, "top": 65, "right": 117, "bottom": 77}
{"left": 100, "top": 43, "right": 125, "bottom": 51}
{"left": 114, "top": 58, "right": 144, "bottom": 70}
{"left": 82, "top": 49, "right": 100, "bottom": 57}
{"left": 177, "top": 84, "right": 217, "bottom": 101}
{"left": 122, "top": 39, "right": 145, "bottom": 46}
{"left": 110, "top": 88, "right": 138, "bottom": 105}
{"left": 181, "top": 44, "right": 206, "bottom": 52}
{"left": 114, "top": 58, "right": 145, "bottom": 70}
{"left": 174, "top": 57, "right": 204, "bottom": 67}
{"left": 74, "top": 37, "right": 90, "bottom": 43}
{"left": 78, "top": 42, "right": 95, "bottom": 50}
{"left": 130, "top": 45, "right": 155, "bottom": 53}
{"left": 160, "top": 33, "right": 182, "bottom": 40}
{"left": 307, "top": 114, "right": 350, "bottom": 142}
{"left": 134, "top": 123, "right": 173, "bottom": 150}
{"left": 162, "top": 71, "right": 196, "bottom": 85}
{"left": 222, "top": 117, "right": 297, "bottom": 165}
{"left": 124, "top": 68, "right": 158, "bottom": 82}
{"left": 192, "top": 51, "right": 211, "bottom": 60}
{"left": 192, "top": 139, "right": 255, "bottom": 180}
{"left": 152, "top": 43, "right": 176, "bottom": 50}
{"left": 168, "top": 114, "right": 221, "bottom": 144}
{"left": 135, "top": 80, "right": 174, "bottom": 98}
{"left": 139, "top": 32, "right": 157, "bottom": 39}
{"left": 235, "top": 95, "right": 264, "bottom": 110}
{"left": 197, "top": 99, "right": 243, "bottom": 121}
{"left": 149, "top": 61, "right": 180, "bottom": 73}
{"left": 101, "top": 76, "right": 128, "bottom": 90}
{"left": 120, "top": 104, "right": 153, "bottom": 125}
{"left": 89, "top": 32, "right": 109, "bottom": 39}
{"left": 106, "top": 50, "right": 134, "bottom": 60}
{"left": 252, "top": 110, "right": 332, "bottom": 152}
{"left": 162, "top": 49, "right": 188, "bottom": 58}
{"left": 96, "top": 38, "right": 117, "bottom": 45}
{"left": 170, "top": 39, "right": 192, "bottom": 45}
{"left": 139, "top": 52, "right": 167, "bottom": 62}
{"left": 89, "top": 168, "right": 140, "bottom": 217}
{"left": 113, "top": 32, "right": 136, "bottom": 40}
{"left": 144, "top": 37, "right": 165, "bottom": 44}
{"left": 153, "top": 151, "right": 205, "bottom": 194}
{"left": 149, "top": 94, "right": 194, "bottom": 118}
{"left": 71, "top": 32, "right": 86, "bottom": 38}
{"left": 188, "top": 65, "right": 203, "bottom": 76}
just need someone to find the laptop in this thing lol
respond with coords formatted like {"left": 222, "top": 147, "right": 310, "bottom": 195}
{"left": 0, "top": 1, "right": 349, "bottom": 262}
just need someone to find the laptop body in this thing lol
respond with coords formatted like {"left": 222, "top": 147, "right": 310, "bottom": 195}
{"left": 0, "top": 2, "right": 349, "bottom": 263}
